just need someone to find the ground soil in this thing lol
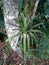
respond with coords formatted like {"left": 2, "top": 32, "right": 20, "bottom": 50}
{"left": 0, "top": 32, "right": 49, "bottom": 65}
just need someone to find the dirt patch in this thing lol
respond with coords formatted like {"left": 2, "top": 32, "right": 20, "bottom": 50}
{"left": 0, "top": 32, "right": 49, "bottom": 65}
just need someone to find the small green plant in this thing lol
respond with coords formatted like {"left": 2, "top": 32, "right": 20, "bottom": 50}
{"left": 6, "top": 1, "right": 49, "bottom": 63}
{"left": 6, "top": 13, "right": 48, "bottom": 60}
{"left": 14, "top": 13, "right": 44, "bottom": 52}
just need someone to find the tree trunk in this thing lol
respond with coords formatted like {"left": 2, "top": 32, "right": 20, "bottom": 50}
{"left": 2, "top": 0, "right": 21, "bottom": 54}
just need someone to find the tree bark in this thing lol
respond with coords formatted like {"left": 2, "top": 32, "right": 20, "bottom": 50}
{"left": 2, "top": 0, "right": 21, "bottom": 54}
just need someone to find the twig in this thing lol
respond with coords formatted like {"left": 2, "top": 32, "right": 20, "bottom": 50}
{"left": 32, "top": 0, "right": 40, "bottom": 18}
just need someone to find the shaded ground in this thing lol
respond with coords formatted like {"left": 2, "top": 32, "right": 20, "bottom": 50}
{"left": 0, "top": 31, "right": 49, "bottom": 65}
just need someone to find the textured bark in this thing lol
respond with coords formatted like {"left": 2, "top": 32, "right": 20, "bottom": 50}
{"left": 2, "top": 0, "right": 21, "bottom": 54}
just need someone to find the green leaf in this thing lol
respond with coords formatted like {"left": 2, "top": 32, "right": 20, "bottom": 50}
{"left": 29, "top": 32, "right": 38, "bottom": 43}
{"left": 32, "top": 23, "right": 43, "bottom": 28}
{"left": 29, "top": 33, "right": 33, "bottom": 46}
{"left": 20, "top": 35, "right": 23, "bottom": 49}
{"left": 29, "top": 30, "right": 43, "bottom": 33}
{"left": 27, "top": 34, "right": 30, "bottom": 50}
{"left": 23, "top": 33, "right": 27, "bottom": 52}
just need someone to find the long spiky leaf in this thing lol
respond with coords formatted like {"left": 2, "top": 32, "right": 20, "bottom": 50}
{"left": 27, "top": 34, "right": 30, "bottom": 50}
{"left": 23, "top": 34, "right": 27, "bottom": 52}
{"left": 32, "top": 23, "right": 43, "bottom": 28}
{"left": 28, "top": 30, "right": 43, "bottom": 33}
{"left": 29, "top": 32, "right": 38, "bottom": 43}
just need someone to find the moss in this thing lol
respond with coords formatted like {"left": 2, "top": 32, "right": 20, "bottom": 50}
{"left": 24, "top": 0, "right": 35, "bottom": 17}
